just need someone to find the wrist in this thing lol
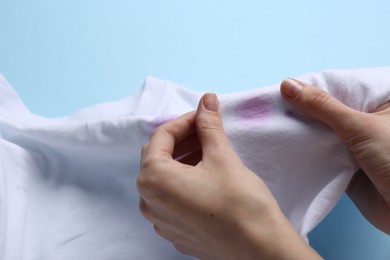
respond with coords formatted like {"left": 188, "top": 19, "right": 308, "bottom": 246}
{"left": 232, "top": 204, "right": 322, "bottom": 260}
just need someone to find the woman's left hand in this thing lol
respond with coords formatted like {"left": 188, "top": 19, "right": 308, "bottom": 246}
{"left": 137, "top": 93, "right": 321, "bottom": 259}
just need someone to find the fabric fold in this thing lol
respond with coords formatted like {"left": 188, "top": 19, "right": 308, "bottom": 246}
{"left": 0, "top": 67, "right": 389, "bottom": 259}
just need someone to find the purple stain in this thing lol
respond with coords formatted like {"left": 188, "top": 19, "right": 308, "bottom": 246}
{"left": 235, "top": 94, "right": 276, "bottom": 123}
{"left": 149, "top": 114, "right": 179, "bottom": 132}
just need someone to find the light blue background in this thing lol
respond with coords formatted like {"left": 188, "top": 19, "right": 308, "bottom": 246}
{"left": 1, "top": 1, "right": 389, "bottom": 259}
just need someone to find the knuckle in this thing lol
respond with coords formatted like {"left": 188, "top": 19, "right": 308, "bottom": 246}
{"left": 137, "top": 162, "right": 158, "bottom": 192}
{"left": 138, "top": 199, "right": 155, "bottom": 223}
{"left": 137, "top": 157, "right": 171, "bottom": 197}
{"left": 141, "top": 156, "right": 156, "bottom": 170}
{"left": 306, "top": 89, "right": 332, "bottom": 110}
{"left": 137, "top": 170, "right": 157, "bottom": 194}
{"left": 136, "top": 173, "right": 149, "bottom": 193}
{"left": 198, "top": 115, "right": 222, "bottom": 131}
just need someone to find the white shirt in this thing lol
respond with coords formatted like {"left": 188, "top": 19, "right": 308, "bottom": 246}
{"left": 1, "top": 67, "right": 389, "bottom": 259}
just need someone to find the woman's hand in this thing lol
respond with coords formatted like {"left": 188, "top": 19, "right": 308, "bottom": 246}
{"left": 137, "top": 93, "right": 321, "bottom": 259}
{"left": 281, "top": 78, "right": 390, "bottom": 234}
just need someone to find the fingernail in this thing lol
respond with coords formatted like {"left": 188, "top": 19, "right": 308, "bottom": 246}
{"left": 281, "top": 78, "right": 304, "bottom": 98}
{"left": 203, "top": 93, "right": 219, "bottom": 112}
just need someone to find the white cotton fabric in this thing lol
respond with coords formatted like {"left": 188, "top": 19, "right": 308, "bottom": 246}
{"left": 0, "top": 67, "right": 389, "bottom": 259}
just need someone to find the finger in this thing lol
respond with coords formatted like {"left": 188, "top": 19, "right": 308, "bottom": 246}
{"left": 173, "top": 133, "right": 201, "bottom": 160}
{"left": 195, "top": 93, "right": 234, "bottom": 160}
{"left": 280, "top": 78, "right": 359, "bottom": 135}
{"left": 146, "top": 111, "right": 196, "bottom": 161}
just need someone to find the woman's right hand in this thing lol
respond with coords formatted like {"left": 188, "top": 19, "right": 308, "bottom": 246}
{"left": 280, "top": 78, "right": 390, "bottom": 234}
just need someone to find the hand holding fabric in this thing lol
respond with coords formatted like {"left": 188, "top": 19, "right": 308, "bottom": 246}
{"left": 281, "top": 78, "right": 390, "bottom": 234}
{"left": 137, "top": 93, "right": 321, "bottom": 259}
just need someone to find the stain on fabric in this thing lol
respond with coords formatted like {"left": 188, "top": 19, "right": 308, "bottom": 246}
{"left": 149, "top": 114, "right": 179, "bottom": 132}
{"left": 235, "top": 95, "right": 276, "bottom": 123}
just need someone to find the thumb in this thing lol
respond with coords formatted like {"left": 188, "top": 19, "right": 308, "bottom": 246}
{"left": 280, "top": 78, "right": 359, "bottom": 135}
{"left": 196, "top": 93, "right": 233, "bottom": 159}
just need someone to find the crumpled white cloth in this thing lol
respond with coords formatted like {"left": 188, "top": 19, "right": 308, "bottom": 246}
{"left": 0, "top": 67, "right": 389, "bottom": 259}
